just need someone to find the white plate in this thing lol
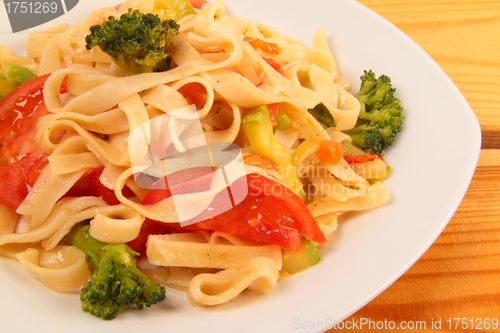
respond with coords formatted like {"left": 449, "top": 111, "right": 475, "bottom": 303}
{"left": 0, "top": 1, "right": 481, "bottom": 332}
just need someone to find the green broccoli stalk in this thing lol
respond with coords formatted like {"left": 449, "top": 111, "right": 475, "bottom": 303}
{"left": 85, "top": 9, "right": 180, "bottom": 75}
{"left": 66, "top": 222, "right": 166, "bottom": 320}
{"left": 343, "top": 70, "right": 404, "bottom": 154}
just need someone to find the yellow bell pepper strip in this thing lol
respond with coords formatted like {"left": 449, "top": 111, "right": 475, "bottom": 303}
{"left": 0, "top": 80, "right": 13, "bottom": 99}
{"left": 152, "top": 0, "right": 196, "bottom": 21}
{"left": 242, "top": 105, "right": 305, "bottom": 199}
{"left": 291, "top": 137, "right": 319, "bottom": 167}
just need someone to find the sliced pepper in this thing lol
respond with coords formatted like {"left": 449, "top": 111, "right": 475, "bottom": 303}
{"left": 242, "top": 105, "right": 305, "bottom": 199}
{"left": 0, "top": 63, "right": 36, "bottom": 98}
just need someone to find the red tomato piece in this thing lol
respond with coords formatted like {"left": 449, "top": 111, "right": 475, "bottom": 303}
{"left": 0, "top": 149, "right": 47, "bottom": 210}
{"left": 343, "top": 153, "right": 380, "bottom": 163}
{"left": 196, "top": 173, "right": 326, "bottom": 251}
{"left": 266, "top": 103, "right": 280, "bottom": 126}
{"left": 244, "top": 36, "right": 280, "bottom": 55}
{"left": 134, "top": 167, "right": 226, "bottom": 255}
{"left": 127, "top": 220, "right": 167, "bottom": 257}
{"left": 140, "top": 166, "right": 216, "bottom": 231}
{"left": 0, "top": 74, "right": 68, "bottom": 210}
{"left": 0, "top": 75, "right": 52, "bottom": 210}
{"left": 141, "top": 169, "right": 325, "bottom": 251}
{"left": 63, "top": 166, "right": 135, "bottom": 205}
{"left": 177, "top": 82, "right": 208, "bottom": 107}
{"left": 188, "top": 0, "right": 207, "bottom": 9}
{"left": 263, "top": 57, "right": 284, "bottom": 75}
{"left": 141, "top": 166, "right": 216, "bottom": 205}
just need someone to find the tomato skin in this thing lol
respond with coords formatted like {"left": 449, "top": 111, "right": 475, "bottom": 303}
{"left": 127, "top": 220, "right": 167, "bottom": 256}
{"left": 0, "top": 149, "right": 47, "bottom": 210}
{"left": 140, "top": 166, "right": 216, "bottom": 232}
{"left": 0, "top": 75, "right": 50, "bottom": 116}
{"left": 0, "top": 75, "right": 52, "bottom": 210}
{"left": 0, "top": 74, "right": 68, "bottom": 210}
{"left": 1, "top": 75, "right": 50, "bottom": 160}
{"left": 128, "top": 167, "right": 216, "bottom": 251}
{"left": 196, "top": 173, "right": 326, "bottom": 251}
{"left": 141, "top": 166, "right": 215, "bottom": 206}
{"left": 140, "top": 170, "right": 325, "bottom": 252}
{"left": 177, "top": 82, "right": 207, "bottom": 107}
{"left": 64, "top": 166, "right": 117, "bottom": 205}
{"left": 63, "top": 166, "right": 135, "bottom": 205}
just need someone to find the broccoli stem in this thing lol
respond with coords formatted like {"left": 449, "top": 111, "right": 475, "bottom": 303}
{"left": 66, "top": 222, "right": 166, "bottom": 320}
{"left": 67, "top": 223, "right": 105, "bottom": 268}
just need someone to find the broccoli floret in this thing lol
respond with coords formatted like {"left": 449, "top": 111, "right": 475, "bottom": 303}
{"left": 66, "top": 223, "right": 166, "bottom": 320}
{"left": 344, "top": 70, "right": 404, "bottom": 154}
{"left": 85, "top": 8, "right": 180, "bottom": 75}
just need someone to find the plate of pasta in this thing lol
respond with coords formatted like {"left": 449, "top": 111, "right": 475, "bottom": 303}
{"left": 0, "top": 0, "right": 480, "bottom": 332}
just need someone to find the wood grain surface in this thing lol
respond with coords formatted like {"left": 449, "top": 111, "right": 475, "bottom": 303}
{"left": 325, "top": 1, "right": 500, "bottom": 332}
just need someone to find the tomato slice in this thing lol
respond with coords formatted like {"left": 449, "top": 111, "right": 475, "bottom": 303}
{"left": 128, "top": 166, "right": 216, "bottom": 251}
{"left": 63, "top": 166, "right": 134, "bottom": 205}
{"left": 0, "top": 74, "right": 69, "bottom": 210}
{"left": 140, "top": 166, "right": 216, "bottom": 231}
{"left": 140, "top": 169, "right": 325, "bottom": 251}
{"left": 196, "top": 173, "right": 326, "bottom": 251}
{"left": 141, "top": 166, "right": 216, "bottom": 205}
{"left": 0, "top": 74, "right": 52, "bottom": 210}
{"left": 177, "top": 82, "right": 207, "bottom": 107}
{"left": 0, "top": 149, "right": 47, "bottom": 210}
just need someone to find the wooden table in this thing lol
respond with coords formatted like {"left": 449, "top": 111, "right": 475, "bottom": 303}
{"left": 328, "top": 1, "right": 500, "bottom": 332}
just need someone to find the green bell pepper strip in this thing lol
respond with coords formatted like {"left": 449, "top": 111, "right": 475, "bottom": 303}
{"left": 0, "top": 63, "right": 36, "bottom": 98}
{"left": 242, "top": 105, "right": 305, "bottom": 200}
